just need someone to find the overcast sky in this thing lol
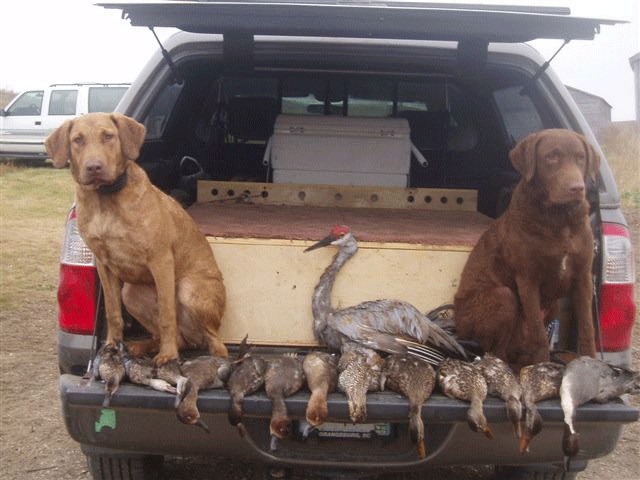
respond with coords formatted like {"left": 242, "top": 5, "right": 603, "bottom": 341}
{"left": 1, "top": 0, "right": 638, "bottom": 120}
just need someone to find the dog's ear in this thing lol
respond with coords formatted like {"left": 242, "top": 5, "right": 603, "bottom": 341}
{"left": 509, "top": 132, "right": 540, "bottom": 182}
{"left": 580, "top": 134, "right": 600, "bottom": 182}
{"left": 45, "top": 120, "right": 73, "bottom": 168}
{"left": 111, "top": 113, "right": 146, "bottom": 161}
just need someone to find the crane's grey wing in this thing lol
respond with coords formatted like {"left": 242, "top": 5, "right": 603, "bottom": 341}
{"left": 329, "top": 299, "right": 467, "bottom": 359}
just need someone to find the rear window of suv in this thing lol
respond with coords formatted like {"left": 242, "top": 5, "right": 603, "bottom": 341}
{"left": 48, "top": 90, "right": 78, "bottom": 116}
{"left": 88, "top": 86, "right": 129, "bottom": 113}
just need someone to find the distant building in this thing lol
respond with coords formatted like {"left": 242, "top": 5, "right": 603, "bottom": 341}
{"left": 566, "top": 86, "right": 612, "bottom": 138}
{"left": 630, "top": 52, "right": 640, "bottom": 123}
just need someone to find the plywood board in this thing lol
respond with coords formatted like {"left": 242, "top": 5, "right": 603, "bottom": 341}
{"left": 210, "top": 237, "right": 470, "bottom": 346}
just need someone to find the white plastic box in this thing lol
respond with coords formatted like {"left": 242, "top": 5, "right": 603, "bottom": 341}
{"left": 267, "top": 114, "right": 413, "bottom": 187}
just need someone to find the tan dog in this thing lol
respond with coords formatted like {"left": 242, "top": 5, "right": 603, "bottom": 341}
{"left": 46, "top": 113, "right": 227, "bottom": 364}
{"left": 454, "top": 129, "right": 599, "bottom": 370}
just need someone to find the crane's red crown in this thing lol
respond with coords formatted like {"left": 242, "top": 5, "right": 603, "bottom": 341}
{"left": 331, "top": 225, "right": 351, "bottom": 238}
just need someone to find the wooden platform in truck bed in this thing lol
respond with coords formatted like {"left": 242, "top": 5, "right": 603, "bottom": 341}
{"left": 188, "top": 203, "right": 493, "bottom": 248}
{"left": 187, "top": 183, "right": 494, "bottom": 346}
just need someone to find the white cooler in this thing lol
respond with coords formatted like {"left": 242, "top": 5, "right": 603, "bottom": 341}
{"left": 265, "top": 115, "right": 424, "bottom": 187}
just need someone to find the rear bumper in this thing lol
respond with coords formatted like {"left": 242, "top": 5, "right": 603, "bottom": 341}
{"left": 59, "top": 374, "right": 638, "bottom": 472}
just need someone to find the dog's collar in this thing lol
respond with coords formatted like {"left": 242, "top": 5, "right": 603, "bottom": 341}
{"left": 98, "top": 168, "right": 129, "bottom": 194}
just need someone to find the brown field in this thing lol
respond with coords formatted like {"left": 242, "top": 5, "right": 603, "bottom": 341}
{"left": 0, "top": 124, "right": 638, "bottom": 479}
{"left": 601, "top": 123, "right": 640, "bottom": 207}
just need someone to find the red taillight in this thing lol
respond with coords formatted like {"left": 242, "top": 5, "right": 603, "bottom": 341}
{"left": 598, "top": 223, "right": 636, "bottom": 351}
{"left": 58, "top": 207, "right": 97, "bottom": 335}
{"left": 58, "top": 264, "right": 97, "bottom": 334}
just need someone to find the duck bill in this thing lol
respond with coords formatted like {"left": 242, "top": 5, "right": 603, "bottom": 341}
{"left": 302, "top": 423, "right": 318, "bottom": 439}
{"left": 483, "top": 426, "right": 495, "bottom": 440}
{"left": 513, "top": 420, "right": 522, "bottom": 439}
{"left": 519, "top": 433, "right": 531, "bottom": 454}
{"left": 195, "top": 418, "right": 210, "bottom": 434}
{"left": 270, "top": 435, "right": 280, "bottom": 452}
{"left": 304, "top": 235, "right": 334, "bottom": 252}
{"left": 417, "top": 440, "right": 427, "bottom": 460}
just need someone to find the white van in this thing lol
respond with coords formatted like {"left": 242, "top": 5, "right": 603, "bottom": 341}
{"left": 0, "top": 83, "right": 129, "bottom": 160}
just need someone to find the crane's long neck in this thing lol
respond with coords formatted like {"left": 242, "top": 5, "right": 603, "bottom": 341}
{"left": 311, "top": 243, "right": 357, "bottom": 338}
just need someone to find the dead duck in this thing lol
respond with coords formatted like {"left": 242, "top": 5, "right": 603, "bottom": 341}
{"left": 337, "top": 342, "right": 384, "bottom": 423}
{"left": 227, "top": 354, "right": 267, "bottom": 430}
{"left": 476, "top": 353, "right": 522, "bottom": 439}
{"left": 175, "top": 355, "right": 232, "bottom": 432}
{"left": 124, "top": 356, "right": 178, "bottom": 395}
{"left": 381, "top": 354, "right": 436, "bottom": 459}
{"left": 264, "top": 354, "right": 306, "bottom": 451}
{"left": 518, "top": 362, "right": 565, "bottom": 453}
{"left": 302, "top": 351, "right": 338, "bottom": 436}
{"left": 154, "top": 359, "right": 190, "bottom": 403}
{"left": 95, "top": 342, "right": 127, "bottom": 407}
{"left": 560, "top": 356, "right": 640, "bottom": 459}
{"left": 438, "top": 358, "right": 493, "bottom": 439}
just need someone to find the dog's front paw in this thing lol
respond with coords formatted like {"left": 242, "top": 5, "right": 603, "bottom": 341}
{"left": 125, "top": 339, "right": 159, "bottom": 358}
{"left": 154, "top": 349, "right": 179, "bottom": 366}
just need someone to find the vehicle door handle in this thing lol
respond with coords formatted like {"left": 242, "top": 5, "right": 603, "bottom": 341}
{"left": 35, "top": 121, "right": 41, "bottom": 125}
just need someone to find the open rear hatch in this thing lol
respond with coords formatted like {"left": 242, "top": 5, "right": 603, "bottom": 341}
{"left": 99, "top": 1, "right": 622, "bottom": 78}
{"left": 99, "top": 0, "right": 618, "bottom": 42}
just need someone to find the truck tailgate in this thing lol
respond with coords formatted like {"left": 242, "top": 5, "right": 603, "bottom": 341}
{"left": 60, "top": 374, "right": 638, "bottom": 470}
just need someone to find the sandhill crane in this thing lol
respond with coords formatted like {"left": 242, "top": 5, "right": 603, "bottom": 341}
{"left": 304, "top": 225, "right": 468, "bottom": 365}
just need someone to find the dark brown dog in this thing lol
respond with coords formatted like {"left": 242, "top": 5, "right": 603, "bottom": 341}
{"left": 454, "top": 129, "right": 599, "bottom": 370}
{"left": 46, "top": 113, "right": 227, "bottom": 365}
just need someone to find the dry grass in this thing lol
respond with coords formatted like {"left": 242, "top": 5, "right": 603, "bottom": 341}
{"left": 600, "top": 123, "right": 640, "bottom": 208}
{"left": 0, "top": 166, "right": 75, "bottom": 311}
{"left": 0, "top": 88, "right": 18, "bottom": 109}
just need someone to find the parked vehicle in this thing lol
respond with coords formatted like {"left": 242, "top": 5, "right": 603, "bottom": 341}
{"left": 0, "top": 83, "right": 129, "bottom": 160}
{"left": 56, "top": 2, "right": 637, "bottom": 480}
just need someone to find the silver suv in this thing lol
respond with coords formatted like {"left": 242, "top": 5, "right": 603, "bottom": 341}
{"left": 57, "top": 2, "right": 637, "bottom": 480}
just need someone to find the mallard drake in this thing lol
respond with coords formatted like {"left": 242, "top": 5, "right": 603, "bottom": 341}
{"left": 302, "top": 351, "right": 338, "bottom": 436}
{"left": 476, "top": 353, "right": 522, "bottom": 439}
{"left": 381, "top": 354, "right": 436, "bottom": 459}
{"left": 561, "top": 356, "right": 640, "bottom": 459}
{"left": 438, "top": 358, "right": 493, "bottom": 439}
{"left": 176, "top": 355, "right": 232, "bottom": 432}
{"left": 338, "top": 342, "right": 384, "bottom": 423}
{"left": 265, "top": 354, "right": 306, "bottom": 451}
{"left": 518, "top": 361, "right": 565, "bottom": 453}
{"left": 227, "top": 354, "right": 267, "bottom": 430}
{"left": 95, "top": 342, "right": 127, "bottom": 407}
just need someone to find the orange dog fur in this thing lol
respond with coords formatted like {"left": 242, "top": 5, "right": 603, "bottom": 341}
{"left": 46, "top": 113, "right": 227, "bottom": 364}
{"left": 454, "top": 129, "right": 599, "bottom": 370}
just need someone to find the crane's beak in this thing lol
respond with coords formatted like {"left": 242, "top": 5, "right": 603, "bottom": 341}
{"left": 304, "top": 235, "right": 334, "bottom": 252}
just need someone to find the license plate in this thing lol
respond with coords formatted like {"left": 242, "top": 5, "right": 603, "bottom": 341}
{"left": 298, "top": 421, "right": 392, "bottom": 439}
